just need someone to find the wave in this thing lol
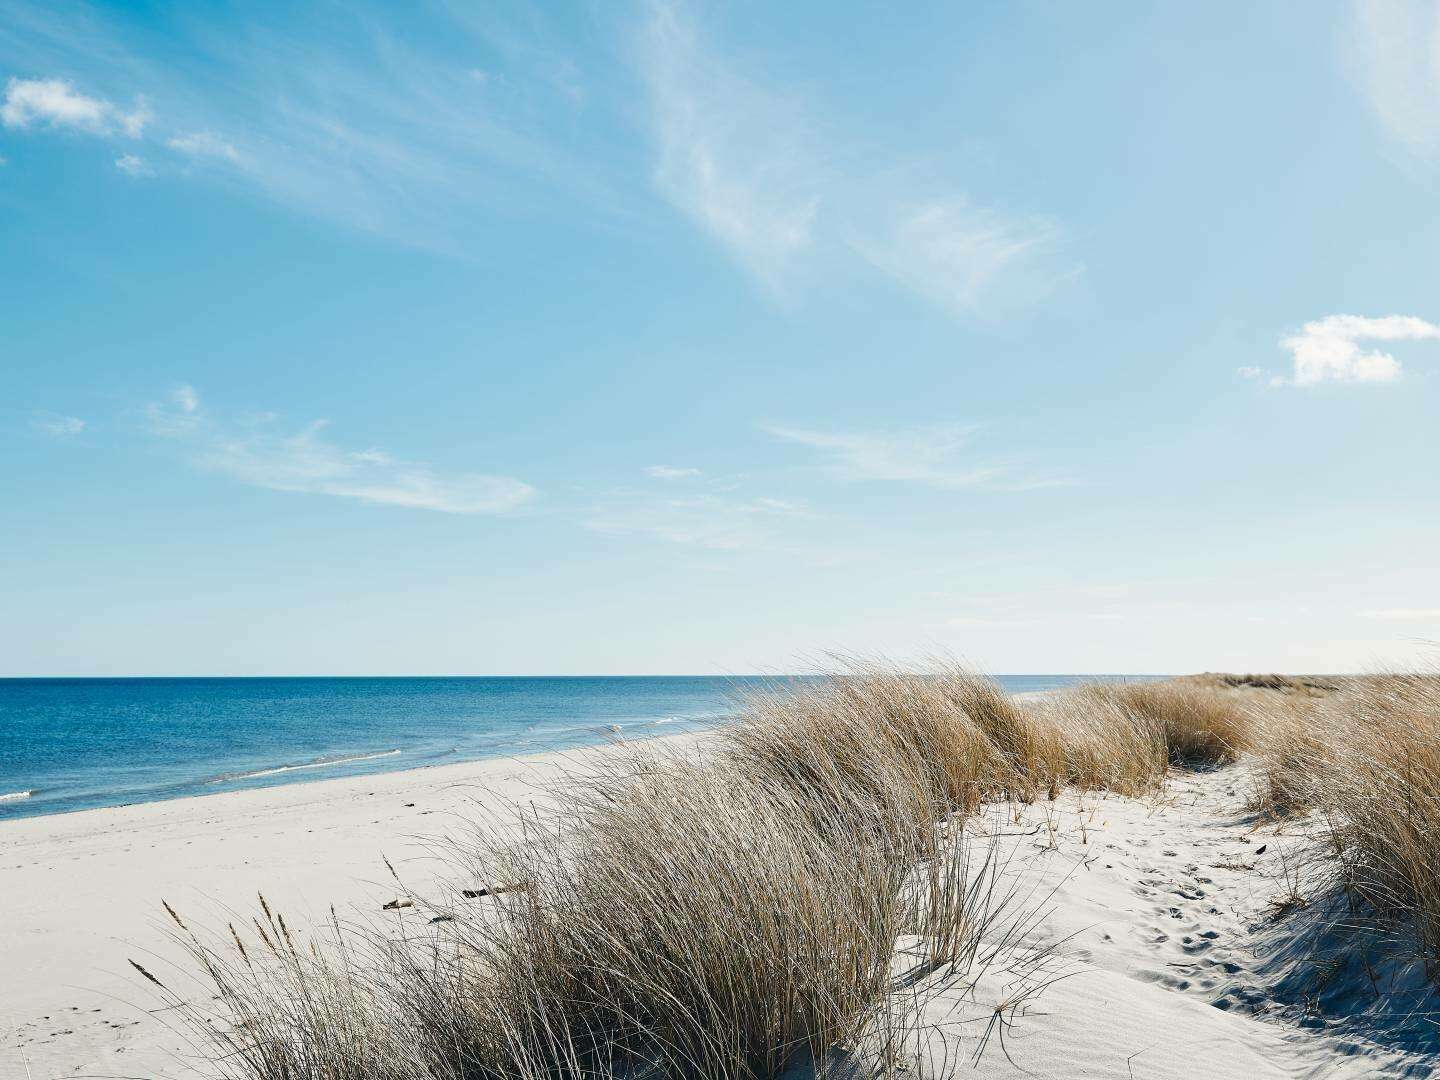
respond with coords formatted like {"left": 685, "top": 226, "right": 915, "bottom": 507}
{"left": 0, "top": 789, "right": 33, "bottom": 802}
{"left": 207, "top": 749, "right": 401, "bottom": 785}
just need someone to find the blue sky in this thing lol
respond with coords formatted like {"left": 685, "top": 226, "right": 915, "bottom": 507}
{"left": 4, "top": 0, "right": 1440, "bottom": 676}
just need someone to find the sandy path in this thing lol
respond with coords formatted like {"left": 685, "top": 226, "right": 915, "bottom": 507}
{"left": 953, "top": 766, "right": 1437, "bottom": 1078}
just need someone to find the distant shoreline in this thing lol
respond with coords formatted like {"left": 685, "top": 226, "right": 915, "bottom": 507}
{"left": 0, "top": 732, "right": 707, "bottom": 1077}
{"left": 0, "top": 674, "right": 1122, "bottom": 822}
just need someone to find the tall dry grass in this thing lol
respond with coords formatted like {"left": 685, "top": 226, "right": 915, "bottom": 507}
{"left": 1245, "top": 690, "right": 1328, "bottom": 815}
{"left": 153, "top": 672, "right": 1049, "bottom": 1080}
{"left": 726, "top": 663, "right": 1062, "bottom": 824}
{"left": 1095, "top": 679, "right": 1253, "bottom": 767}
{"left": 1027, "top": 687, "right": 1168, "bottom": 795}
{"left": 1249, "top": 673, "right": 1440, "bottom": 956}
{"left": 722, "top": 664, "right": 1239, "bottom": 833}
{"left": 149, "top": 662, "right": 1284, "bottom": 1078}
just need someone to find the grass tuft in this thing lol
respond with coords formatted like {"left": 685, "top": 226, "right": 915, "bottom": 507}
{"left": 1250, "top": 672, "right": 1440, "bottom": 958}
{"left": 157, "top": 660, "right": 1409, "bottom": 1078}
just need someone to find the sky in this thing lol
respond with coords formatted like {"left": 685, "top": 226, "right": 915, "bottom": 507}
{"left": 3, "top": 0, "right": 1440, "bottom": 676}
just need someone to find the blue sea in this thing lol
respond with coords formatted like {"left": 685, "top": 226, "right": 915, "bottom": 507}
{"left": 0, "top": 675, "right": 1136, "bottom": 821}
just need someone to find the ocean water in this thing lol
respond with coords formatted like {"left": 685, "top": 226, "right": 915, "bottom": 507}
{"left": 0, "top": 675, "right": 1141, "bottom": 821}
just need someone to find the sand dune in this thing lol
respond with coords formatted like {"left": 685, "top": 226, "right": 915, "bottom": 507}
{"left": 3, "top": 735, "right": 1436, "bottom": 1078}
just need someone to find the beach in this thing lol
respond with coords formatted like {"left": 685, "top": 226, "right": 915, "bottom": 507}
{"left": 2, "top": 738, "right": 701, "bottom": 1079}
{"left": 6, "top": 689, "right": 1437, "bottom": 1080}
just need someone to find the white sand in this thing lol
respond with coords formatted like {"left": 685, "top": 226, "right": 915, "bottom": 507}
{"left": 1, "top": 738, "right": 691, "bottom": 1080}
{"left": 916, "top": 767, "right": 1436, "bottom": 1078}
{"left": 4, "top": 740, "right": 1436, "bottom": 1079}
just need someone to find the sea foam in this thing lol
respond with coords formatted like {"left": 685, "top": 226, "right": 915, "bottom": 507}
{"left": 209, "top": 749, "right": 401, "bottom": 785}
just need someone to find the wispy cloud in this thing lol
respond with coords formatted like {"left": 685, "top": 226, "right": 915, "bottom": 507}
{"left": 849, "top": 197, "right": 1075, "bottom": 317}
{"left": 0, "top": 1, "right": 625, "bottom": 251}
{"left": 1275, "top": 313, "right": 1440, "bottom": 386}
{"left": 1, "top": 76, "right": 148, "bottom": 136}
{"left": 1361, "top": 607, "right": 1440, "bottom": 620}
{"left": 31, "top": 410, "right": 85, "bottom": 435}
{"left": 765, "top": 422, "right": 1064, "bottom": 491}
{"left": 146, "top": 386, "right": 534, "bottom": 514}
{"left": 585, "top": 490, "right": 810, "bottom": 550}
{"left": 639, "top": 0, "right": 821, "bottom": 290}
{"left": 644, "top": 464, "right": 701, "bottom": 479}
{"left": 167, "top": 130, "right": 240, "bottom": 164}
{"left": 115, "top": 152, "right": 152, "bottom": 177}
{"left": 767, "top": 423, "right": 994, "bottom": 486}
{"left": 635, "top": 0, "right": 1071, "bottom": 316}
{"left": 1351, "top": 0, "right": 1440, "bottom": 168}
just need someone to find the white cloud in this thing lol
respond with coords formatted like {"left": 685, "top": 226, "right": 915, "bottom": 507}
{"left": 766, "top": 423, "right": 1026, "bottom": 489}
{"left": 636, "top": 2, "right": 1073, "bottom": 317}
{"left": 31, "top": 410, "right": 85, "bottom": 435}
{"left": 850, "top": 197, "right": 1074, "bottom": 317}
{"left": 1351, "top": 0, "right": 1440, "bottom": 168}
{"left": 1361, "top": 608, "right": 1440, "bottom": 620}
{"left": 1, "top": 77, "right": 147, "bottom": 137}
{"left": 1236, "top": 366, "right": 1264, "bottom": 379}
{"left": 639, "top": 0, "right": 821, "bottom": 290}
{"left": 644, "top": 465, "right": 701, "bottom": 479}
{"left": 146, "top": 386, "right": 533, "bottom": 514}
{"left": 0, "top": 0, "right": 623, "bottom": 253}
{"left": 1277, "top": 313, "right": 1440, "bottom": 386}
{"left": 115, "top": 153, "right": 153, "bottom": 177}
{"left": 167, "top": 130, "right": 241, "bottom": 164}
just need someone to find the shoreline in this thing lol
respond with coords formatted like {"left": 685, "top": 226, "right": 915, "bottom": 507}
{"left": 5, "top": 677, "right": 1431, "bottom": 1079}
{"left": 0, "top": 733, "right": 706, "bottom": 1079}
{"left": 0, "top": 717, "right": 722, "bottom": 825}
{"left": 0, "top": 683, "right": 1090, "bottom": 827}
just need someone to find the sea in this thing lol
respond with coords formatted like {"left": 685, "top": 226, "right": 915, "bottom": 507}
{"left": 0, "top": 675, "right": 1145, "bottom": 821}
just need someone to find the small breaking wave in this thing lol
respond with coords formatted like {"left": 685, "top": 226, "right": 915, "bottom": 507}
{"left": 208, "top": 749, "right": 401, "bottom": 785}
{"left": 0, "top": 789, "right": 34, "bottom": 802}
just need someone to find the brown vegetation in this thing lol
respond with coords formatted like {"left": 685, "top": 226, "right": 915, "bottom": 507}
{"left": 148, "top": 661, "right": 1440, "bottom": 1077}
{"left": 1248, "top": 671, "right": 1440, "bottom": 957}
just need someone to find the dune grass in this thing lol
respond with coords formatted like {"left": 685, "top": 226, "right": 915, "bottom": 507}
{"left": 725, "top": 663, "right": 1061, "bottom": 825}
{"left": 1094, "top": 679, "right": 1253, "bottom": 767}
{"left": 1026, "top": 686, "right": 1168, "bottom": 795}
{"left": 160, "top": 754, "right": 950, "bottom": 1079}
{"left": 154, "top": 664, "right": 1066, "bottom": 1080}
{"left": 1247, "top": 672, "right": 1440, "bottom": 958}
{"left": 154, "top": 660, "right": 1440, "bottom": 1077}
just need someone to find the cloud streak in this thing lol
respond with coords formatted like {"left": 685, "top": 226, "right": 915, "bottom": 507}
{"left": 1278, "top": 313, "right": 1440, "bottom": 386}
{"left": 850, "top": 197, "right": 1074, "bottom": 318}
{"left": 639, "top": 0, "right": 821, "bottom": 290}
{"left": 167, "top": 130, "right": 240, "bottom": 163}
{"left": 636, "top": 0, "right": 1072, "bottom": 316}
{"left": 765, "top": 422, "right": 1064, "bottom": 491}
{"left": 146, "top": 386, "right": 534, "bottom": 515}
{"left": 644, "top": 465, "right": 701, "bottom": 479}
{"left": 1351, "top": 0, "right": 1440, "bottom": 169}
{"left": 585, "top": 490, "right": 810, "bottom": 550}
{"left": 115, "top": 152, "right": 152, "bottom": 177}
{"left": 31, "top": 410, "right": 85, "bottom": 435}
{"left": 1, "top": 76, "right": 147, "bottom": 136}
{"left": 0, "top": 1, "right": 626, "bottom": 252}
